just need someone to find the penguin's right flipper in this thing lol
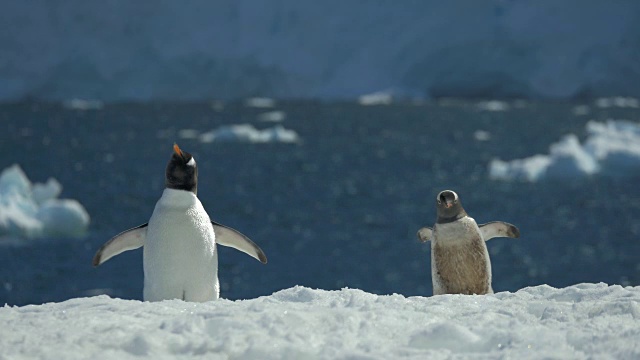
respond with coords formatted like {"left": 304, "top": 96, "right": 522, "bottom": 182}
{"left": 212, "top": 221, "right": 268, "bottom": 264}
{"left": 92, "top": 223, "right": 147, "bottom": 267}
{"left": 479, "top": 221, "right": 520, "bottom": 241}
{"left": 417, "top": 227, "right": 433, "bottom": 242}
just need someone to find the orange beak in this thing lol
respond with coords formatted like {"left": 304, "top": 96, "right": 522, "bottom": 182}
{"left": 173, "top": 143, "right": 183, "bottom": 157}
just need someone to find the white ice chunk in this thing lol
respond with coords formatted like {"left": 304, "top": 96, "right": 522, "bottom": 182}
{"left": 544, "top": 135, "right": 599, "bottom": 178}
{"left": 583, "top": 120, "right": 640, "bottom": 176}
{"left": 476, "top": 100, "right": 509, "bottom": 112}
{"left": 178, "top": 129, "right": 200, "bottom": 139}
{"left": 0, "top": 164, "right": 31, "bottom": 196}
{"left": 473, "top": 130, "right": 491, "bottom": 141}
{"left": 32, "top": 178, "right": 62, "bottom": 205}
{"left": 244, "top": 97, "right": 275, "bottom": 108}
{"left": 36, "top": 199, "right": 90, "bottom": 238}
{"left": 200, "top": 124, "right": 301, "bottom": 144}
{"left": 257, "top": 110, "right": 286, "bottom": 122}
{"left": 595, "top": 97, "right": 639, "bottom": 108}
{"left": 62, "top": 99, "right": 104, "bottom": 110}
{"left": 0, "top": 165, "right": 90, "bottom": 240}
{"left": 489, "top": 155, "right": 552, "bottom": 182}
{"left": 489, "top": 120, "right": 640, "bottom": 181}
{"left": 358, "top": 91, "right": 393, "bottom": 106}
{"left": 572, "top": 105, "right": 590, "bottom": 116}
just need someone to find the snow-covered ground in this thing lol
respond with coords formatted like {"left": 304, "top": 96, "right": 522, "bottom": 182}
{"left": 1, "top": 284, "right": 638, "bottom": 359}
{"left": 1, "top": 1, "right": 639, "bottom": 101}
{"left": 489, "top": 120, "right": 640, "bottom": 181}
{"left": 0, "top": 165, "right": 89, "bottom": 241}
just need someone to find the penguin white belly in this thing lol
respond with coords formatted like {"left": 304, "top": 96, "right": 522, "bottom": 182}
{"left": 431, "top": 217, "right": 493, "bottom": 295}
{"left": 143, "top": 189, "right": 219, "bottom": 302}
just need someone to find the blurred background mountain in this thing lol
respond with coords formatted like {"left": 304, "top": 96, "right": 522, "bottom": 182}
{"left": 1, "top": 0, "right": 639, "bottom": 101}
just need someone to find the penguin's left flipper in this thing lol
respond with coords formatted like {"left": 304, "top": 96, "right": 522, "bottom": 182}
{"left": 212, "top": 221, "right": 268, "bottom": 264}
{"left": 479, "top": 221, "right": 520, "bottom": 241}
{"left": 417, "top": 227, "right": 433, "bottom": 242}
{"left": 92, "top": 223, "right": 147, "bottom": 267}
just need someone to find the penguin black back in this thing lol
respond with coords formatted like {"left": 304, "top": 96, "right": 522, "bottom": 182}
{"left": 166, "top": 143, "right": 198, "bottom": 194}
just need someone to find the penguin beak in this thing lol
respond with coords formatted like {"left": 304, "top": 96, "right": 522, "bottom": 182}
{"left": 444, "top": 199, "right": 454, "bottom": 208}
{"left": 173, "top": 143, "right": 185, "bottom": 159}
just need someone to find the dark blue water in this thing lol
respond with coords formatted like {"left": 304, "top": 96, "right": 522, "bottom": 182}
{"left": 1, "top": 100, "right": 639, "bottom": 305}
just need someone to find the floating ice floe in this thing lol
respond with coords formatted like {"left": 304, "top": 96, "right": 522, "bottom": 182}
{"left": 62, "top": 99, "right": 104, "bottom": 111}
{"left": 244, "top": 97, "right": 275, "bottom": 108}
{"left": 257, "top": 110, "right": 287, "bottom": 122}
{"left": 473, "top": 130, "right": 491, "bottom": 141}
{"left": 1, "top": 284, "right": 638, "bottom": 359}
{"left": 0, "top": 165, "right": 90, "bottom": 240}
{"left": 358, "top": 91, "right": 393, "bottom": 106}
{"left": 594, "top": 97, "right": 639, "bottom": 109}
{"left": 489, "top": 120, "right": 640, "bottom": 181}
{"left": 210, "top": 100, "right": 225, "bottom": 112}
{"left": 177, "top": 129, "right": 200, "bottom": 139}
{"left": 476, "top": 100, "right": 509, "bottom": 112}
{"left": 199, "top": 124, "right": 301, "bottom": 144}
{"left": 572, "top": 105, "right": 591, "bottom": 116}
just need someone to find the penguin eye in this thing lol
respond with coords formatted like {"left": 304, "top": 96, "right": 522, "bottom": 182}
{"left": 437, "top": 199, "right": 441, "bottom": 204}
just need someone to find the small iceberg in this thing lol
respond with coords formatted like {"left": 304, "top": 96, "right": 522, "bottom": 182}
{"left": 257, "top": 110, "right": 287, "bottom": 122}
{"left": 0, "top": 165, "right": 90, "bottom": 241}
{"left": 358, "top": 91, "right": 393, "bottom": 106}
{"left": 594, "top": 97, "right": 639, "bottom": 109}
{"left": 244, "top": 97, "right": 275, "bottom": 108}
{"left": 62, "top": 99, "right": 104, "bottom": 111}
{"left": 199, "top": 124, "right": 301, "bottom": 144}
{"left": 489, "top": 120, "right": 640, "bottom": 181}
{"left": 476, "top": 100, "right": 509, "bottom": 112}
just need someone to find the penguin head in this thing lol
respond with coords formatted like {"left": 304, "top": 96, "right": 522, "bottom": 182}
{"left": 435, "top": 190, "right": 466, "bottom": 221}
{"left": 165, "top": 143, "right": 198, "bottom": 194}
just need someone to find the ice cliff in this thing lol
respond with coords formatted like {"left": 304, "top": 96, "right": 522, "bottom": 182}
{"left": 1, "top": 1, "right": 639, "bottom": 101}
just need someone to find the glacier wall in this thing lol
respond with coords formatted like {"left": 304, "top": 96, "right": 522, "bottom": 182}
{"left": 1, "top": 1, "right": 639, "bottom": 101}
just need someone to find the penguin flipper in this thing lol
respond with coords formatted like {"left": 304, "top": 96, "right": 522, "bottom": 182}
{"left": 92, "top": 223, "right": 147, "bottom": 267}
{"left": 212, "top": 221, "right": 268, "bottom": 264}
{"left": 417, "top": 227, "right": 433, "bottom": 242}
{"left": 479, "top": 221, "right": 520, "bottom": 241}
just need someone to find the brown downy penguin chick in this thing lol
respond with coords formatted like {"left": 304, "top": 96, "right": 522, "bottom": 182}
{"left": 417, "top": 190, "right": 519, "bottom": 295}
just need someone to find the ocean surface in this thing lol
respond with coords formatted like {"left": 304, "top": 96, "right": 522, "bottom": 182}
{"left": 1, "top": 99, "right": 639, "bottom": 306}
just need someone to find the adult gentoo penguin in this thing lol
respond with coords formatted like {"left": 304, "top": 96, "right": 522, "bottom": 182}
{"left": 417, "top": 190, "right": 519, "bottom": 295}
{"left": 93, "top": 143, "right": 267, "bottom": 302}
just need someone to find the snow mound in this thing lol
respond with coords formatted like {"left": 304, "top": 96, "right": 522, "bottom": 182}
{"left": 199, "top": 124, "right": 301, "bottom": 144}
{"left": 1, "top": 284, "right": 638, "bottom": 359}
{"left": 489, "top": 120, "right": 640, "bottom": 181}
{"left": 0, "top": 165, "right": 90, "bottom": 240}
